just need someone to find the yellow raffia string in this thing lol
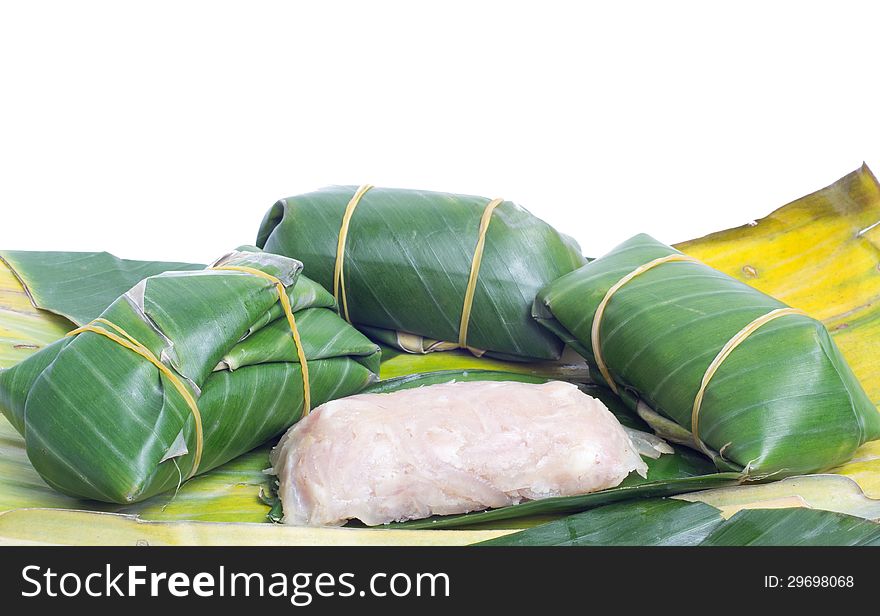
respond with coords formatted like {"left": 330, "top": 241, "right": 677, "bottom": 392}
{"left": 210, "top": 265, "right": 311, "bottom": 415}
{"left": 333, "top": 184, "right": 373, "bottom": 322}
{"left": 458, "top": 197, "right": 504, "bottom": 349}
{"left": 690, "top": 307, "right": 806, "bottom": 456}
{"left": 65, "top": 317, "right": 204, "bottom": 478}
{"left": 591, "top": 254, "right": 699, "bottom": 394}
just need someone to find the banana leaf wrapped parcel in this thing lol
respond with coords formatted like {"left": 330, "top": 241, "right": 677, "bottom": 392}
{"left": 256, "top": 186, "right": 587, "bottom": 361}
{"left": 533, "top": 234, "right": 880, "bottom": 477}
{"left": 0, "top": 250, "right": 380, "bottom": 503}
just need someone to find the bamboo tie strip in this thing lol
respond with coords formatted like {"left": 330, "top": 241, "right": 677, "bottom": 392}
{"left": 331, "top": 187, "right": 502, "bottom": 352}
{"left": 66, "top": 317, "right": 205, "bottom": 478}
{"left": 591, "top": 254, "right": 807, "bottom": 455}
{"left": 690, "top": 307, "right": 806, "bottom": 456}
{"left": 211, "top": 265, "right": 312, "bottom": 415}
{"left": 333, "top": 184, "right": 374, "bottom": 322}
{"left": 591, "top": 254, "right": 699, "bottom": 394}
{"left": 458, "top": 197, "right": 504, "bottom": 349}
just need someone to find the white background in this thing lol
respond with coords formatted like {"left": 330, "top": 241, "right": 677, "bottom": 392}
{"left": 1, "top": 1, "right": 878, "bottom": 262}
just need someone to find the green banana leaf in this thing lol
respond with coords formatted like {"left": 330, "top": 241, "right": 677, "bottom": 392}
{"left": 389, "top": 461, "right": 738, "bottom": 530}
{"left": 0, "top": 250, "right": 380, "bottom": 503}
{"left": 0, "top": 250, "right": 202, "bottom": 325}
{"left": 478, "top": 499, "right": 725, "bottom": 546}
{"left": 534, "top": 233, "right": 880, "bottom": 477}
{"left": 699, "top": 508, "right": 880, "bottom": 546}
{"left": 478, "top": 497, "right": 880, "bottom": 546}
{"left": 256, "top": 186, "right": 587, "bottom": 361}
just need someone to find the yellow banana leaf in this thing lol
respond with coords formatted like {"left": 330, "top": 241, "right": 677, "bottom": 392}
{"left": 378, "top": 345, "right": 588, "bottom": 381}
{"left": 676, "top": 164, "right": 880, "bottom": 497}
{"left": 831, "top": 441, "right": 880, "bottom": 498}
{"left": 674, "top": 474, "right": 880, "bottom": 520}
{"left": 677, "top": 163, "right": 880, "bottom": 403}
{"left": 0, "top": 263, "right": 71, "bottom": 366}
{"left": 0, "top": 509, "right": 512, "bottom": 546}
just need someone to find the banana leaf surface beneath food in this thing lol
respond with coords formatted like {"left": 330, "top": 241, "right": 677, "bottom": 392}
{"left": 2, "top": 165, "right": 880, "bottom": 544}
